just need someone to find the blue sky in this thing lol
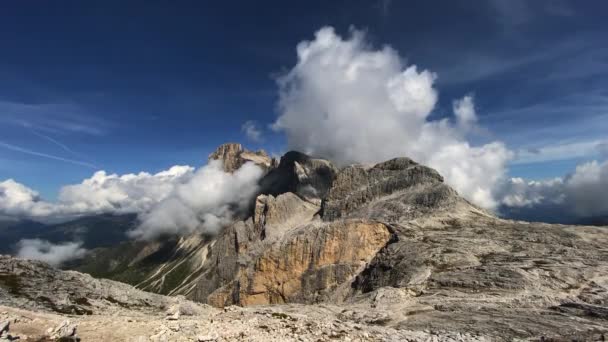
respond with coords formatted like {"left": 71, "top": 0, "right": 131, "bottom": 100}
{"left": 1, "top": 0, "right": 607, "bottom": 200}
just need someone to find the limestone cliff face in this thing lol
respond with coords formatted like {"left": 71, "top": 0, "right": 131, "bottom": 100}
{"left": 201, "top": 220, "right": 391, "bottom": 307}
{"left": 237, "top": 220, "right": 391, "bottom": 306}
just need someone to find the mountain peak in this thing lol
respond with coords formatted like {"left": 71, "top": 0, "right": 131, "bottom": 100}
{"left": 208, "top": 142, "right": 274, "bottom": 172}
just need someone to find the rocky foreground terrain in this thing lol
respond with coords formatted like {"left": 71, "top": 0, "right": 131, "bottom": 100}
{"left": 1, "top": 143, "right": 608, "bottom": 341}
{"left": 2, "top": 255, "right": 496, "bottom": 341}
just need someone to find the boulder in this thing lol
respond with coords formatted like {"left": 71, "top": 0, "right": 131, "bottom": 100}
{"left": 48, "top": 320, "right": 79, "bottom": 341}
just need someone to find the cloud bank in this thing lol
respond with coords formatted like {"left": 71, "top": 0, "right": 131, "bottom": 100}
{"left": 273, "top": 27, "right": 511, "bottom": 208}
{"left": 498, "top": 160, "right": 608, "bottom": 220}
{"left": 1, "top": 165, "right": 194, "bottom": 222}
{"left": 16, "top": 239, "right": 86, "bottom": 267}
{"left": 1, "top": 160, "right": 264, "bottom": 240}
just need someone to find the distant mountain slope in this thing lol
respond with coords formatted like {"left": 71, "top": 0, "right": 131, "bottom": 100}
{"left": 0, "top": 219, "right": 48, "bottom": 254}
{"left": 0, "top": 214, "right": 136, "bottom": 254}
{"left": 67, "top": 235, "right": 213, "bottom": 295}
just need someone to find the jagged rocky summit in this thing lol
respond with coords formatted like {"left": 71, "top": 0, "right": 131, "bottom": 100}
{"left": 3, "top": 142, "right": 607, "bottom": 341}
{"left": 207, "top": 142, "right": 276, "bottom": 173}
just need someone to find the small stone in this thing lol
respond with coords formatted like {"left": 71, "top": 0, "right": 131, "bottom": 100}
{"left": 198, "top": 333, "right": 218, "bottom": 342}
{"left": 0, "top": 321, "right": 8, "bottom": 335}
{"left": 166, "top": 312, "right": 180, "bottom": 320}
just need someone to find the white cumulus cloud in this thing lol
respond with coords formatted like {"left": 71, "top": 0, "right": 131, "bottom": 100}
{"left": 16, "top": 239, "right": 87, "bottom": 267}
{"left": 273, "top": 26, "right": 511, "bottom": 208}
{"left": 0, "top": 179, "right": 54, "bottom": 218}
{"left": 129, "top": 160, "right": 263, "bottom": 240}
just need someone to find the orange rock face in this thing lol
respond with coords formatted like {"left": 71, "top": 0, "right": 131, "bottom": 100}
{"left": 229, "top": 220, "right": 391, "bottom": 306}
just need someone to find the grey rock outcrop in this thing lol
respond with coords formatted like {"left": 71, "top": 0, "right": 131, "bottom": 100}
{"left": 0, "top": 255, "right": 204, "bottom": 316}
{"left": 322, "top": 157, "right": 461, "bottom": 221}
{"left": 258, "top": 151, "right": 338, "bottom": 204}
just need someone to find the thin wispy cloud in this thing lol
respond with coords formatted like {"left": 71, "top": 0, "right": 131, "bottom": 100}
{"left": 0, "top": 101, "right": 110, "bottom": 136}
{"left": 0, "top": 141, "right": 98, "bottom": 169}
{"left": 482, "top": 89, "right": 608, "bottom": 163}
{"left": 513, "top": 139, "right": 607, "bottom": 165}
{"left": 30, "top": 129, "right": 76, "bottom": 154}
{"left": 488, "top": 0, "right": 574, "bottom": 33}
{"left": 436, "top": 35, "right": 598, "bottom": 86}
{"left": 26, "top": 126, "right": 99, "bottom": 168}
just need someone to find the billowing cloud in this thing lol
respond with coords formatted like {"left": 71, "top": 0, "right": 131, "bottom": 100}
{"left": 0, "top": 179, "right": 59, "bottom": 218}
{"left": 59, "top": 165, "right": 194, "bottom": 215}
{"left": 16, "top": 239, "right": 86, "bottom": 267}
{"left": 273, "top": 27, "right": 511, "bottom": 208}
{"left": 499, "top": 160, "right": 608, "bottom": 220}
{"left": 129, "top": 160, "right": 263, "bottom": 240}
{"left": 241, "top": 120, "right": 263, "bottom": 142}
